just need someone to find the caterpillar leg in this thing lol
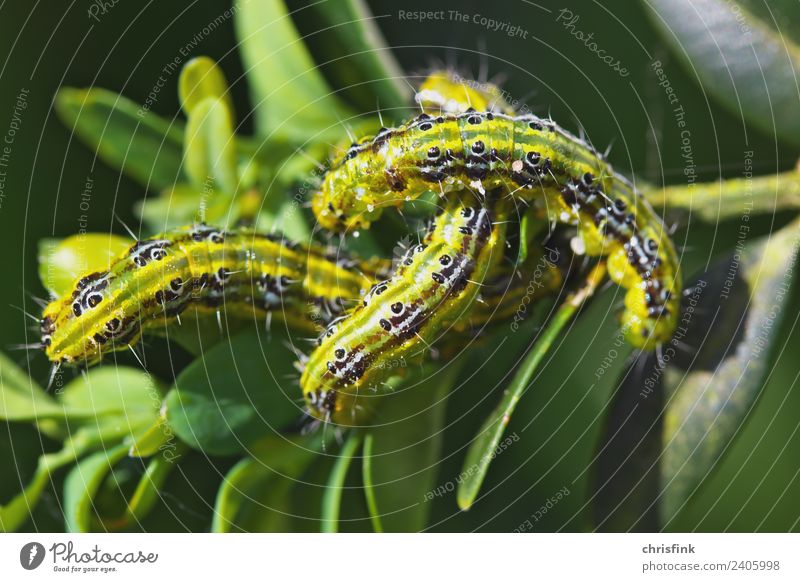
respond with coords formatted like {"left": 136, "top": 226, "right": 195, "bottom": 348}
{"left": 300, "top": 193, "right": 510, "bottom": 426}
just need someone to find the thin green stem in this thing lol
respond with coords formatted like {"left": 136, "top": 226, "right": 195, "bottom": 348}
{"left": 321, "top": 430, "right": 363, "bottom": 533}
{"left": 643, "top": 167, "right": 800, "bottom": 222}
{"left": 361, "top": 432, "right": 384, "bottom": 533}
{"left": 457, "top": 264, "right": 607, "bottom": 510}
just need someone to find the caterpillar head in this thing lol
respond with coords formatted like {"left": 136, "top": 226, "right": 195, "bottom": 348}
{"left": 303, "top": 385, "right": 373, "bottom": 427}
{"left": 301, "top": 322, "right": 379, "bottom": 426}
{"left": 415, "top": 70, "right": 515, "bottom": 115}
{"left": 40, "top": 271, "right": 139, "bottom": 366}
{"left": 620, "top": 290, "right": 678, "bottom": 351}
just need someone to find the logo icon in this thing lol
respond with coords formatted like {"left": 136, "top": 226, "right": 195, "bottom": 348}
{"left": 19, "top": 542, "right": 45, "bottom": 570}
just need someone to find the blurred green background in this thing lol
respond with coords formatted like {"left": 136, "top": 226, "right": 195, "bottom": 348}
{"left": 1, "top": 0, "right": 798, "bottom": 531}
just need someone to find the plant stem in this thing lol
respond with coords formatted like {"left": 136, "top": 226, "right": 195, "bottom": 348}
{"left": 321, "top": 430, "right": 363, "bottom": 533}
{"left": 361, "top": 433, "right": 384, "bottom": 533}
{"left": 643, "top": 166, "right": 800, "bottom": 222}
{"left": 457, "top": 263, "right": 607, "bottom": 510}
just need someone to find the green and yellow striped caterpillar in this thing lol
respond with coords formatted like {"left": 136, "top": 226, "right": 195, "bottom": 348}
{"left": 40, "top": 225, "right": 391, "bottom": 367}
{"left": 301, "top": 194, "right": 511, "bottom": 425}
{"left": 311, "top": 110, "right": 681, "bottom": 349}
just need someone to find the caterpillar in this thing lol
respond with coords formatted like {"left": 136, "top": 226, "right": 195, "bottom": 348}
{"left": 311, "top": 110, "right": 681, "bottom": 349}
{"left": 301, "top": 194, "right": 510, "bottom": 425}
{"left": 40, "top": 225, "right": 391, "bottom": 367}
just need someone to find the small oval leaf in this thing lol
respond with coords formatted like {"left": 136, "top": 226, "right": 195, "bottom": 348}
{"left": 179, "top": 56, "right": 234, "bottom": 118}
{"left": 165, "top": 330, "right": 302, "bottom": 455}
{"left": 38, "top": 234, "right": 132, "bottom": 298}
{"left": 101, "top": 447, "right": 183, "bottom": 531}
{"left": 0, "top": 351, "right": 61, "bottom": 421}
{"left": 183, "top": 97, "right": 239, "bottom": 195}
{"left": 212, "top": 433, "right": 322, "bottom": 532}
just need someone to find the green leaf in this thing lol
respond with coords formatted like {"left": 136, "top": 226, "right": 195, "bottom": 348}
{"left": 101, "top": 444, "right": 184, "bottom": 531}
{"left": 0, "top": 352, "right": 61, "bottom": 421}
{"left": 234, "top": 0, "right": 352, "bottom": 139}
{"left": 252, "top": 162, "right": 312, "bottom": 242}
{"left": 135, "top": 186, "right": 206, "bottom": 233}
{"left": 213, "top": 458, "right": 265, "bottom": 532}
{"left": 146, "top": 308, "right": 245, "bottom": 358}
{"left": 38, "top": 234, "right": 132, "bottom": 298}
{"left": 255, "top": 200, "right": 311, "bottom": 243}
{"left": 58, "top": 367, "right": 162, "bottom": 444}
{"left": 179, "top": 56, "right": 234, "bottom": 118}
{"left": 136, "top": 183, "right": 234, "bottom": 233}
{"left": 0, "top": 444, "right": 83, "bottom": 532}
{"left": 457, "top": 265, "right": 607, "bottom": 510}
{"left": 63, "top": 443, "right": 129, "bottom": 532}
{"left": 183, "top": 97, "right": 239, "bottom": 195}
{"left": 127, "top": 413, "right": 171, "bottom": 458}
{"left": 320, "top": 430, "right": 362, "bottom": 533}
{"left": 164, "top": 330, "right": 302, "bottom": 455}
{"left": 366, "top": 364, "right": 462, "bottom": 532}
{"left": 289, "top": 0, "right": 411, "bottom": 114}
{"left": 212, "top": 433, "right": 323, "bottom": 532}
{"left": 645, "top": 0, "right": 800, "bottom": 146}
{"left": 1, "top": 413, "right": 167, "bottom": 532}
{"left": 55, "top": 88, "right": 184, "bottom": 190}
{"left": 123, "top": 453, "right": 179, "bottom": 520}
{"left": 59, "top": 366, "right": 161, "bottom": 418}
{"left": 659, "top": 217, "right": 800, "bottom": 522}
